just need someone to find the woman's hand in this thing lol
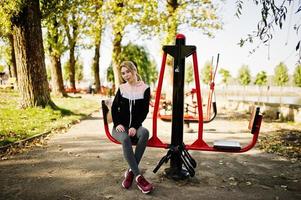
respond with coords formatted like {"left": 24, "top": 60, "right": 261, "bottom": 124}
{"left": 128, "top": 127, "right": 137, "bottom": 137}
{"left": 116, "top": 124, "right": 125, "bottom": 132}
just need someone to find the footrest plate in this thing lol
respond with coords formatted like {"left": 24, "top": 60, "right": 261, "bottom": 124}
{"left": 213, "top": 140, "right": 241, "bottom": 151}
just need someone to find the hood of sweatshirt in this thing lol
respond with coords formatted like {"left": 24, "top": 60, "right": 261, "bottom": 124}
{"left": 119, "top": 81, "right": 148, "bottom": 100}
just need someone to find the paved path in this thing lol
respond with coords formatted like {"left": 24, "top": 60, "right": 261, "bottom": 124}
{"left": 0, "top": 111, "right": 300, "bottom": 200}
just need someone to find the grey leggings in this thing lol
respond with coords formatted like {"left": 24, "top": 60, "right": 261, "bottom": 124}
{"left": 112, "top": 126, "right": 149, "bottom": 177}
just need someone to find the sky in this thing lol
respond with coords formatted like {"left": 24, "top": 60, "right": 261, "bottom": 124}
{"left": 82, "top": 1, "right": 300, "bottom": 85}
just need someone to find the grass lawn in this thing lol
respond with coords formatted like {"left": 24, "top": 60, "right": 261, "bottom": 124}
{"left": 0, "top": 89, "right": 100, "bottom": 147}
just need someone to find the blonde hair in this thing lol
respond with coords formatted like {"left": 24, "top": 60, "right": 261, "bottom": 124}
{"left": 120, "top": 61, "right": 142, "bottom": 83}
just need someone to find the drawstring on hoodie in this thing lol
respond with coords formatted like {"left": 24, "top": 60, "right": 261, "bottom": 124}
{"left": 128, "top": 97, "right": 136, "bottom": 127}
{"left": 125, "top": 81, "right": 143, "bottom": 128}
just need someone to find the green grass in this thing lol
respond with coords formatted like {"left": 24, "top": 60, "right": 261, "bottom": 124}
{"left": 0, "top": 89, "right": 100, "bottom": 147}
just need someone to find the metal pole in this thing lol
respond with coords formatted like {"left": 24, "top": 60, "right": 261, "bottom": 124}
{"left": 164, "top": 34, "right": 188, "bottom": 179}
{"left": 157, "top": 34, "right": 196, "bottom": 180}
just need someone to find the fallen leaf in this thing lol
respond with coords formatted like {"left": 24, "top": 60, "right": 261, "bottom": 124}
{"left": 230, "top": 182, "right": 238, "bottom": 186}
{"left": 280, "top": 185, "right": 287, "bottom": 189}
{"left": 104, "top": 195, "right": 113, "bottom": 199}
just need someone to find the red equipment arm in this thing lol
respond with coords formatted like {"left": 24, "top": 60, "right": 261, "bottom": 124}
{"left": 148, "top": 52, "right": 168, "bottom": 148}
{"left": 101, "top": 100, "right": 120, "bottom": 145}
{"left": 188, "top": 52, "right": 209, "bottom": 149}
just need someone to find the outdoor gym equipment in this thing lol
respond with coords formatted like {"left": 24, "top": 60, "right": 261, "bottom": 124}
{"left": 159, "top": 59, "right": 218, "bottom": 124}
{"left": 156, "top": 52, "right": 219, "bottom": 124}
{"left": 101, "top": 34, "right": 262, "bottom": 180}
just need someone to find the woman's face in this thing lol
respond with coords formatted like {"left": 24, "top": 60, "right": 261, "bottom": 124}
{"left": 121, "top": 66, "right": 135, "bottom": 83}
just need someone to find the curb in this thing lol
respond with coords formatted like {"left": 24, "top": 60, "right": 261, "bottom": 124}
{"left": 0, "top": 131, "right": 51, "bottom": 154}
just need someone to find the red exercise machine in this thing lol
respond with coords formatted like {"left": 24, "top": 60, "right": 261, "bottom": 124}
{"left": 101, "top": 34, "right": 262, "bottom": 180}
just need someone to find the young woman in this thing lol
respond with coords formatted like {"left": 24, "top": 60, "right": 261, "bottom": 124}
{"left": 111, "top": 61, "right": 153, "bottom": 194}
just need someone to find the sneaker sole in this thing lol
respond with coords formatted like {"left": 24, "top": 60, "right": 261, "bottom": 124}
{"left": 122, "top": 182, "right": 129, "bottom": 189}
{"left": 137, "top": 185, "right": 154, "bottom": 194}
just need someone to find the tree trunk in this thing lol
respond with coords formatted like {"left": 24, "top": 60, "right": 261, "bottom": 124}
{"left": 8, "top": 65, "right": 12, "bottom": 77}
{"left": 69, "top": 42, "right": 76, "bottom": 90}
{"left": 166, "top": 1, "right": 178, "bottom": 45}
{"left": 92, "top": 37, "right": 101, "bottom": 93}
{"left": 163, "top": 0, "right": 179, "bottom": 100}
{"left": 48, "top": 19, "right": 66, "bottom": 97}
{"left": 64, "top": 13, "right": 78, "bottom": 91}
{"left": 112, "top": 31, "right": 123, "bottom": 88}
{"left": 50, "top": 54, "right": 66, "bottom": 97}
{"left": 12, "top": 0, "right": 54, "bottom": 108}
{"left": 8, "top": 33, "right": 17, "bottom": 81}
{"left": 111, "top": 1, "right": 125, "bottom": 89}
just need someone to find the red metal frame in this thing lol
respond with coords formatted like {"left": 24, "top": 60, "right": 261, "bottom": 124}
{"left": 148, "top": 52, "right": 168, "bottom": 148}
{"left": 102, "top": 50, "right": 262, "bottom": 153}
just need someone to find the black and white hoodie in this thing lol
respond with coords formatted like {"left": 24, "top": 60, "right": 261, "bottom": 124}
{"left": 111, "top": 81, "right": 150, "bottom": 129}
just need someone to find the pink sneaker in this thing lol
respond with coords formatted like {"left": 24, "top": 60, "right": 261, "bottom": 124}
{"left": 122, "top": 169, "right": 134, "bottom": 189}
{"left": 136, "top": 175, "right": 154, "bottom": 194}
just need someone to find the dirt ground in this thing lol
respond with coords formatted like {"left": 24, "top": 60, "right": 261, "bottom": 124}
{"left": 0, "top": 109, "right": 300, "bottom": 200}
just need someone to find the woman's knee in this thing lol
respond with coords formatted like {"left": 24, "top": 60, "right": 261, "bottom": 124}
{"left": 137, "top": 127, "right": 149, "bottom": 139}
{"left": 112, "top": 130, "right": 131, "bottom": 144}
{"left": 116, "top": 133, "right": 131, "bottom": 144}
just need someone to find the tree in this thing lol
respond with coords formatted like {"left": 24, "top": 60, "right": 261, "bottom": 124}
{"left": 238, "top": 65, "right": 251, "bottom": 86}
{"left": 201, "top": 61, "right": 212, "bottom": 84}
{"left": 293, "top": 64, "right": 301, "bottom": 87}
{"left": 106, "top": 65, "right": 114, "bottom": 84}
{"left": 1, "top": 0, "right": 55, "bottom": 108}
{"left": 254, "top": 71, "right": 267, "bottom": 86}
{"left": 63, "top": 62, "right": 69, "bottom": 82}
{"left": 46, "top": 66, "right": 51, "bottom": 81}
{"left": 0, "top": 35, "right": 17, "bottom": 80}
{"left": 0, "top": 39, "right": 11, "bottom": 72}
{"left": 61, "top": 0, "right": 89, "bottom": 90}
{"left": 106, "top": 43, "right": 158, "bottom": 86}
{"left": 63, "top": 60, "right": 84, "bottom": 83}
{"left": 103, "top": 0, "right": 158, "bottom": 88}
{"left": 0, "top": 1, "right": 19, "bottom": 35}
{"left": 75, "top": 59, "right": 84, "bottom": 83}
{"left": 86, "top": 0, "right": 104, "bottom": 94}
{"left": 237, "top": 1, "right": 301, "bottom": 62}
{"left": 160, "top": 0, "right": 222, "bottom": 87}
{"left": 104, "top": 1, "right": 222, "bottom": 88}
{"left": 273, "top": 62, "right": 289, "bottom": 87}
{"left": 148, "top": 61, "right": 159, "bottom": 86}
{"left": 0, "top": 35, "right": 18, "bottom": 80}
{"left": 46, "top": 20, "right": 67, "bottom": 97}
{"left": 119, "top": 43, "right": 157, "bottom": 85}
{"left": 42, "top": 0, "right": 69, "bottom": 97}
{"left": 161, "top": 0, "right": 222, "bottom": 45}
{"left": 219, "top": 68, "right": 231, "bottom": 85}
{"left": 8, "top": 34, "right": 17, "bottom": 80}
{"left": 219, "top": 68, "right": 231, "bottom": 97}
{"left": 254, "top": 70, "right": 267, "bottom": 100}
{"left": 185, "top": 62, "right": 194, "bottom": 85}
